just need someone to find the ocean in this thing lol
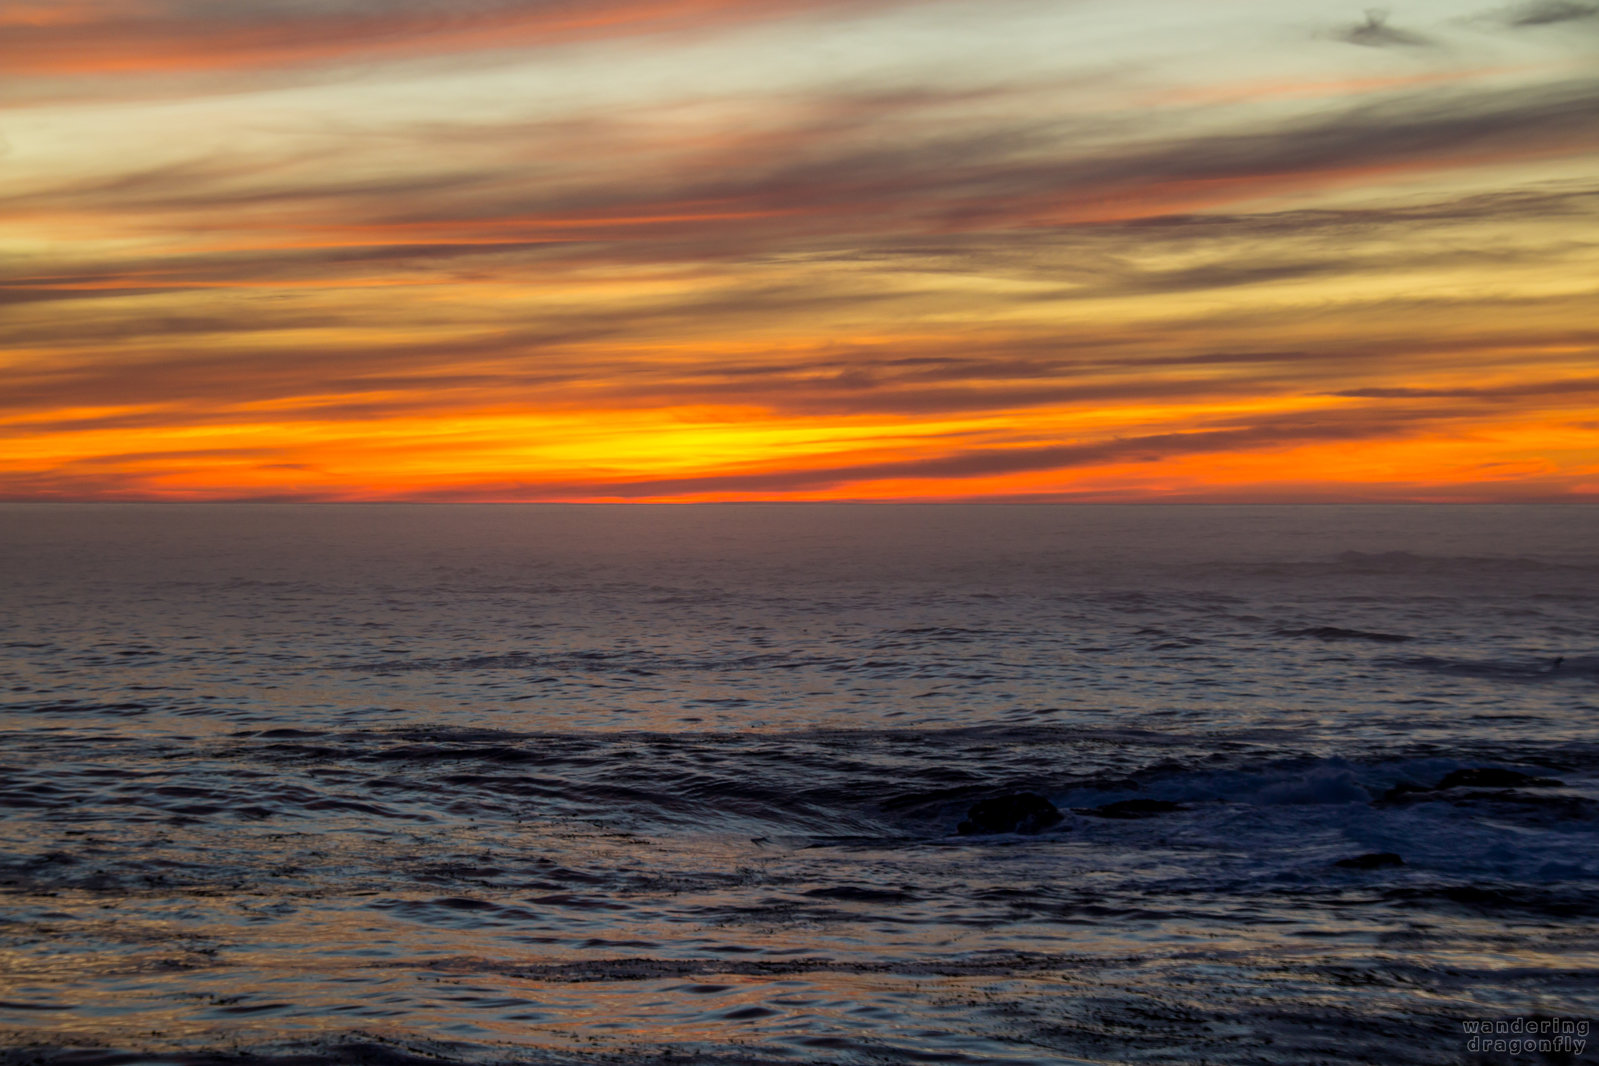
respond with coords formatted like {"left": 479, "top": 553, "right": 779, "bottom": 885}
{"left": 1, "top": 504, "right": 1595, "bottom": 1065}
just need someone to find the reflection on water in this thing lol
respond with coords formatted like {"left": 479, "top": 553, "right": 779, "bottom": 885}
{"left": 1, "top": 505, "right": 1596, "bottom": 1064}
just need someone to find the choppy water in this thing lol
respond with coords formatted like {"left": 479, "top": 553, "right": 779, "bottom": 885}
{"left": 1, "top": 504, "right": 1596, "bottom": 1065}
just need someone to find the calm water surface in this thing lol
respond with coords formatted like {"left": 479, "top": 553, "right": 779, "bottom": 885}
{"left": 1, "top": 504, "right": 1596, "bottom": 1064}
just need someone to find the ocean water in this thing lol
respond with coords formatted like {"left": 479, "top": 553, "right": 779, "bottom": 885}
{"left": 0, "top": 503, "right": 1595, "bottom": 1065}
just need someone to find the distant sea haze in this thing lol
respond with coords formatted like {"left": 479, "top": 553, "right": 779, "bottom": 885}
{"left": 1, "top": 504, "right": 1596, "bottom": 1064}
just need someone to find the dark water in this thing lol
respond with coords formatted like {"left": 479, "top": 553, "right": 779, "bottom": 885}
{"left": 1, "top": 504, "right": 1595, "bottom": 1065}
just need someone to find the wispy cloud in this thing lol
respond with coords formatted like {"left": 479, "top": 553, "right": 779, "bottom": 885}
{"left": 1500, "top": 0, "right": 1599, "bottom": 26}
{"left": 0, "top": 0, "right": 913, "bottom": 77}
{"left": 1335, "top": 8, "right": 1433, "bottom": 47}
{"left": 10, "top": 78, "right": 1596, "bottom": 268}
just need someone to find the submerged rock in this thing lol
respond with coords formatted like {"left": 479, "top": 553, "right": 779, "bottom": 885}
{"left": 1335, "top": 852, "right": 1404, "bottom": 869}
{"left": 1083, "top": 799, "right": 1187, "bottom": 819}
{"left": 957, "top": 793, "right": 1062, "bottom": 835}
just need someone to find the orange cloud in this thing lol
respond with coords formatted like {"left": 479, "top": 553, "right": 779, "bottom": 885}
{"left": 0, "top": 0, "right": 908, "bottom": 77}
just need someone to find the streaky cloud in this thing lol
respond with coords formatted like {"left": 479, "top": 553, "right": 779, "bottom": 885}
{"left": 0, "top": 0, "right": 915, "bottom": 78}
{"left": 5, "top": 0, "right": 1597, "bottom": 502}
{"left": 1332, "top": 378, "right": 1599, "bottom": 401}
{"left": 397, "top": 413, "right": 1445, "bottom": 500}
{"left": 1500, "top": 0, "right": 1599, "bottom": 25}
{"left": 11, "top": 78, "right": 1596, "bottom": 272}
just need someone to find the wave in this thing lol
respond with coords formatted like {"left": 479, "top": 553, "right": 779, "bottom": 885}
{"left": 1378, "top": 653, "right": 1599, "bottom": 682}
{"left": 1329, "top": 550, "right": 1597, "bottom": 576}
{"left": 1277, "top": 626, "right": 1413, "bottom": 643}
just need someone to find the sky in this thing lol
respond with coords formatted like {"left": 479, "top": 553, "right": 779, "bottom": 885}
{"left": 3, "top": 0, "right": 1597, "bottom": 502}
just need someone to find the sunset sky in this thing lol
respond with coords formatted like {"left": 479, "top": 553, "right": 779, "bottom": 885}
{"left": 3, "top": 0, "right": 1597, "bottom": 501}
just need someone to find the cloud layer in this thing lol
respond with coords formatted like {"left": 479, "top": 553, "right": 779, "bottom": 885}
{"left": 3, "top": 0, "right": 1597, "bottom": 500}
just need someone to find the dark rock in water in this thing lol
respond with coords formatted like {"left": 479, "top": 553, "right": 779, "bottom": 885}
{"left": 1084, "top": 798, "right": 1187, "bottom": 819}
{"left": 1335, "top": 852, "right": 1404, "bottom": 869}
{"left": 1435, "top": 767, "right": 1561, "bottom": 790}
{"left": 957, "top": 793, "right": 1062, "bottom": 835}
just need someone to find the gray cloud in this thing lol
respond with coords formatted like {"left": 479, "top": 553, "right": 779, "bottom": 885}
{"left": 1331, "top": 377, "right": 1599, "bottom": 401}
{"left": 8, "top": 77, "right": 1596, "bottom": 277}
{"left": 1502, "top": 0, "right": 1599, "bottom": 25}
{"left": 1336, "top": 8, "right": 1433, "bottom": 46}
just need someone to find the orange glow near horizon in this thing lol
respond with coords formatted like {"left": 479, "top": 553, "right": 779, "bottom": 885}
{"left": 3, "top": 0, "right": 1598, "bottom": 502}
